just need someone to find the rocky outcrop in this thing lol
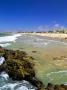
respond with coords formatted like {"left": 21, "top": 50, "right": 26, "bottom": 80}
{"left": 46, "top": 83, "right": 67, "bottom": 90}
{"left": 0, "top": 46, "right": 45, "bottom": 90}
{"left": 0, "top": 46, "right": 67, "bottom": 90}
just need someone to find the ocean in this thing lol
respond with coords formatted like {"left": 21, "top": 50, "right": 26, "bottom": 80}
{"left": 0, "top": 33, "right": 67, "bottom": 89}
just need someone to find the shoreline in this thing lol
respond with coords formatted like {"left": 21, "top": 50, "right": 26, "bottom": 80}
{"left": 0, "top": 33, "right": 22, "bottom": 47}
{"left": 21, "top": 33, "right": 67, "bottom": 42}
{"left": 0, "top": 33, "right": 67, "bottom": 86}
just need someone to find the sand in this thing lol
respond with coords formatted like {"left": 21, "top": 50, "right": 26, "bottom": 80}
{"left": 21, "top": 33, "right": 67, "bottom": 39}
{"left": 36, "top": 33, "right": 67, "bottom": 39}
{"left": 5, "top": 33, "right": 67, "bottom": 85}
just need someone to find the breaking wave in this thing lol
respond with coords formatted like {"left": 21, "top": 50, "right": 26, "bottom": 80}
{"left": 0, "top": 34, "right": 22, "bottom": 43}
{"left": 0, "top": 34, "right": 22, "bottom": 47}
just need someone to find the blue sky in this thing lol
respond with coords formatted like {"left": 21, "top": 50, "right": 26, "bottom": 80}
{"left": 0, "top": 0, "right": 66, "bottom": 31}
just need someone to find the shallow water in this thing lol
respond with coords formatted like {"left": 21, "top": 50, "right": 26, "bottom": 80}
{"left": 0, "top": 33, "right": 67, "bottom": 86}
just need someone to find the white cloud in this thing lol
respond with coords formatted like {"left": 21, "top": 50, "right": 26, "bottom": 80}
{"left": 52, "top": 23, "right": 65, "bottom": 30}
{"left": 33, "top": 23, "right": 65, "bottom": 32}
{"left": 36, "top": 25, "right": 50, "bottom": 31}
{"left": 54, "top": 24, "right": 60, "bottom": 27}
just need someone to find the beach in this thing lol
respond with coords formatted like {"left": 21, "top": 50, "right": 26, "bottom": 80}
{"left": 21, "top": 33, "right": 67, "bottom": 40}
{"left": 0, "top": 33, "right": 67, "bottom": 86}
{"left": 34, "top": 33, "right": 67, "bottom": 39}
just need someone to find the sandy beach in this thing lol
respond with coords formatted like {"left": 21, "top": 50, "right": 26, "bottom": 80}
{"left": 0, "top": 33, "right": 67, "bottom": 85}
{"left": 36, "top": 33, "right": 67, "bottom": 38}
{"left": 21, "top": 33, "right": 67, "bottom": 42}
{"left": 22, "top": 33, "right": 67, "bottom": 39}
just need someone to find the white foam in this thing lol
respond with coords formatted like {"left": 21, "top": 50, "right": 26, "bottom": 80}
{"left": 64, "top": 82, "right": 67, "bottom": 85}
{"left": 47, "top": 70, "right": 67, "bottom": 76}
{"left": 16, "top": 86, "right": 28, "bottom": 90}
{"left": 0, "top": 56, "right": 5, "bottom": 65}
{"left": 0, "top": 43, "right": 11, "bottom": 47}
{"left": 0, "top": 81, "right": 36, "bottom": 90}
{"left": 0, "top": 71, "right": 9, "bottom": 80}
{"left": 0, "top": 83, "right": 18, "bottom": 90}
{"left": 22, "top": 80, "right": 30, "bottom": 84}
{"left": 44, "top": 42, "right": 48, "bottom": 45}
{"left": 0, "top": 33, "right": 22, "bottom": 43}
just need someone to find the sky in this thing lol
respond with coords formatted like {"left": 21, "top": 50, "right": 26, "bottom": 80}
{"left": 0, "top": 0, "right": 66, "bottom": 31}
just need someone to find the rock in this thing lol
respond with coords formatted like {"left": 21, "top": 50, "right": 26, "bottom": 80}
{"left": 46, "top": 83, "right": 54, "bottom": 90}
{"left": 0, "top": 46, "right": 45, "bottom": 90}
{"left": 54, "top": 85, "right": 65, "bottom": 90}
{"left": 60, "top": 84, "right": 67, "bottom": 90}
{"left": 0, "top": 47, "right": 35, "bottom": 80}
{"left": 26, "top": 77, "right": 45, "bottom": 90}
{"left": 1, "top": 46, "right": 66, "bottom": 90}
{"left": 32, "top": 51, "right": 37, "bottom": 53}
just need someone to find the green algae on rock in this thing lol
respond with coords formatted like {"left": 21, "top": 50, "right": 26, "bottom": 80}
{"left": 0, "top": 46, "right": 45, "bottom": 90}
{"left": 0, "top": 46, "right": 35, "bottom": 80}
{"left": 0, "top": 46, "right": 67, "bottom": 90}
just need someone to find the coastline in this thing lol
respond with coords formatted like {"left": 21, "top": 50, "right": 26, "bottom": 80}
{"left": 0, "top": 33, "right": 22, "bottom": 47}
{"left": 33, "top": 33, "right": 67, "bottom": 39}
{"left": 0, "top": 33, "right": 67, "bottom": 86}
{"left": 21, "top": 33, "right": 67, "bottom": 42}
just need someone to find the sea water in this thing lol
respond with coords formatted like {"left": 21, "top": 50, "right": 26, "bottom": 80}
{"left": 0, "top": 33, "right": 67, "bottom": 88}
